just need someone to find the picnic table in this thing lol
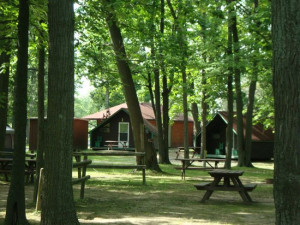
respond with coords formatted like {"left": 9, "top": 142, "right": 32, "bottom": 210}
{"left": 105, "top": 140, "right": 127, "bottom": 150}
{"left": 194, "top": 169, "right": 257, "bottom": 202}
{"left": 175, "top": 157, "right": 225, "bottom": 180}
{"left": 176, "top": 146, "right": 201, "bottom": 158}
{"left": 0, "top": 157, "right": 36, "bottom": 182}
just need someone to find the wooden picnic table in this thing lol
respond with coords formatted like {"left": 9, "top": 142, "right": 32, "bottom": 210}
{"left": 176, "top": 146, "right": 201, "bottom": 158}
{"left": 105, "top": 140, "right": 127, "bottom": 150}
{"left": 0, "top": 157, "right": 36, "bottom": 182}
{"left": 175, "top": 157, "right": 225, "bottom": 180}
{"left": 194, "top": 169, "right": 257, "bottom": 202}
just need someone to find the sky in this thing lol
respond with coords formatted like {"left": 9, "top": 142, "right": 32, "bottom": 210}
{"left": 76, "top": 77, "right": 94, "bottom": 98}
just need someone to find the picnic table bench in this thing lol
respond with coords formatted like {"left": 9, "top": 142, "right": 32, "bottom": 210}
{"left": 194, "top": 169, "right": 257, "bottom": 202}
{"left": 73, "top": 150, "right": 146, "bottom": 184}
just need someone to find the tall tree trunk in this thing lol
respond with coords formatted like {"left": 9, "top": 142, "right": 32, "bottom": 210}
{"left": 33, "top": 35, "right": 46, "bottom": 203}
{"left": 225, "top": 0, "right": 234, "bottom": 169}
{"left": 159, "top": 0, "right": 171, "bottom": 163}
{"left": 0, "top": 50, "right": 10, "bottom": 153}
{"left": 149, "top": 0, "right": 165, "bottom": 163}
{"left": 103, "top": 0, "right": 160, "bottom": 171}
{"left": 162, "top": 73, "right": 171, "bottom": 158}
{"left": 40, "top": 0, "right": 79, "bottom": 224}
{"left": 200, "top": 74, "right": 208, "bottom": 159}
{"left": 231, "top": 2, "right": 245, "bottom": 166}
{"left": 272, "top": 0, "right": 300, "bottom": 224}
{"left": 244, "top": 0, "right": 259, "bottom": 167}
{"left": 5, "top": 0, "right": 29, "bottom": 224}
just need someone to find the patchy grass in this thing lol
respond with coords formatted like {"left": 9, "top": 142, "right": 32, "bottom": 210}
{"left": 0, "top": 156, "right": 275, "bottom": 225}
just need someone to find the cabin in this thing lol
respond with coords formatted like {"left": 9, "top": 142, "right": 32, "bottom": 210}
{"left": 28, "top": 118, "right": 89, "bottom": 150}
{"left": 90, "top": 108, "right": 158, "bottom": 149}
{"left": 83, "top": 102, "right": 194, "bottom": 148}
{"left": 196, "top": 111, "right": 274, "bottom": 160}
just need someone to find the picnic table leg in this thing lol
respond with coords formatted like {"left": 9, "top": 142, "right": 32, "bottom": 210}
{"left": 181, "top": 161, "right": 186, "bottom": 180}
{"left": 231, "top": 177, "right": 253, "bottom": 202}
{"left": 200, "top": 176, "right": 222, "bottom": 202}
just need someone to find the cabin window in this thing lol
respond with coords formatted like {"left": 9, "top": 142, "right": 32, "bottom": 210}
{"left": 118, "top": 122, "right": 129, "bottom": 148}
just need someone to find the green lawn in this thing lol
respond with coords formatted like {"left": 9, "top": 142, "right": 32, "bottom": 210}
{"left": 0, "top": 156, "right": 275, "bottom": 225}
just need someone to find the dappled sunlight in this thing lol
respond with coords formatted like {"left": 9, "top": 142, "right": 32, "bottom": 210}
{"left": 1, "top": 160, "right": 275, "bottom": 225}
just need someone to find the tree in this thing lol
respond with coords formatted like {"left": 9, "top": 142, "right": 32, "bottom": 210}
{"left": 225, "top": 0, "right": 234, "bottom": 169}
{"left": 4, "top": 0, "right": 29, "bottom": 224}
{"left": 272, "top": 0, "right": 300, "bottom": 224}
{"left": 103, "top": 0, "right": 160, "bottom": 171}
{"left": 40, "top": 0, "right": 79, "bottom": 224}
{"left": 33, "top": 20, "right": 47, "bottom": 203}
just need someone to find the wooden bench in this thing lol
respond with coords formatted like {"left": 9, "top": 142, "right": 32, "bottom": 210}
{"left": 74, "top": 151, "right": 146, "bottom": 185}
{"left": 72, "top": 159, "right": 92, "bottom": 199}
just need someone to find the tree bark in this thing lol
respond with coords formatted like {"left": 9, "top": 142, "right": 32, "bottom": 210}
{"left": 159, "top": 0, "right": 171, "bottom": 164}
{"left": 225, "top": 0, "right": 234, "bottom": 169}
{"left": 231, "top": 2, "right": 245, "bottom": 166}
{"left": 33, "top": 34, "right": 46, "bottom": 203}
{"left": 40, "top": 0, "right": 79, "bottom": 224}
{"left": 191, "top": 101, "right": 200, "bottom": 136}
{"left": 103, "top": 0, "right": 160, "bottom": 171}
{"left": 5, "top": 0, "right": 29, "bottom": 224}
{"left": 244, "top": 0, "right": 259, "bottom": 167}
{"left": 272, "top": 0, "right": 300, "bottom": 224}
{"left": 200, "top": 74, "right": 208, "bottom": 159}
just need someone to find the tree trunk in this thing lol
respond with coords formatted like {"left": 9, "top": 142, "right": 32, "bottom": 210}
{"left": 103, "top": 0, "right": 160, "bottom": 171}
{"left": 149, "top": 0, "right": 165, "bottom": 163}
{"left": 40, "top": 0, "right": 79, "bottom": 224}
{"left": 272, "top": 0, "right": 300, "bottom": 224}
{"left": 244, "top": 0, "right": 259, "bottom": 167}
{"left": 0, "top": 50, "right": 10, "bottom": 153}
{"left": 244, "top": 78, "right": 256, "bottom": 167}
{"left": 33, "top": 36, "right": 46, "bottom": 203}
{"left": 231, "top": 2, "right": 245, "bottom": 166}
{"left": 5, "top": 0, "right": 29, "bottom": 224}
{"left": 225, "top": 0, "right": 234, "bottom": 169}
{"left": 159, "top": 0, "right": 171, "bottom": 164}
{"left": 200, "top": 74, "right": 208, "bottom": 159}
{"left": 191, "top": 102, "right": 200, "bottom": 136}
{"left": 162, "top": 73, "right": 171, "bottom": 159}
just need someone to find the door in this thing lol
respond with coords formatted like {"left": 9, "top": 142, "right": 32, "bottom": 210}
{"left": 118, "top": 122, "right": 129, "bottom": 148}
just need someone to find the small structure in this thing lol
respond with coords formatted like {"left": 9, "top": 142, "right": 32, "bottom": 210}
{"left": 90, "top": 108, "right": 158, "bottom": 149}
{"left": 84, "top": 102, "right": 194, "bottom": 148}
{"left": 28, "top": 118, "right": 89, "bottom": 150}
{"left": 196, "top": 111, "right": 274, "bottom": 160}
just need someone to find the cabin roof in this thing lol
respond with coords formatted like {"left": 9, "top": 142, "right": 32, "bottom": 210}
{"left": 83, "top": 102, "right": 193, "bottom": 122}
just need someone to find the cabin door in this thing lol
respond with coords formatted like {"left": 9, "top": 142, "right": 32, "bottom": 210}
{"left": 118, "top": 122, "right": 129, "bottom": 148}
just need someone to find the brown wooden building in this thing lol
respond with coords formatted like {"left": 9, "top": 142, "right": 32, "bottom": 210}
{"left": 84, "top": 102, "right": 194, "bottom": 148}
{"left": 196, "top": 111, "right": 274, "bottom": 160}
{"left": 28, "top": 118, "right": 88, "bottom": 150}
{"left": 90, "top": 108, "right": 158, "bottom": 149}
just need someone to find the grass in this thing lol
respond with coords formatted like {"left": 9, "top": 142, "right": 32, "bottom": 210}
{"left": 0, "top": 154, "right": 275, "bottom": 225}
